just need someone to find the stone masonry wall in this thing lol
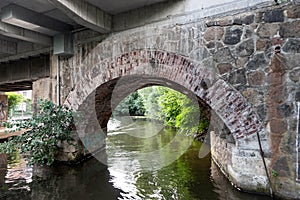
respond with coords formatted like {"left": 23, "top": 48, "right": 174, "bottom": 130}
{"left": 59, "top": 2, "right": 300, "bottom": 199}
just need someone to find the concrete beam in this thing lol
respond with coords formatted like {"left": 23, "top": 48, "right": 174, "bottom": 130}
{"left": 0, "top": 38, "right": 17, "bottom": 55}
{"left": 48, "top": 0, "right": 112, "bottom": 33}
{"left": 0, "top": 47, "right": 51, "bottom": 63}
{"left": 1, "top": 4, "right": 73, "bottom": 36}
{"left": 0, "top": 21, "right": 52, "bottom": 45}
{"left": 0, "top": 55, "right": 50, "bottom": 86}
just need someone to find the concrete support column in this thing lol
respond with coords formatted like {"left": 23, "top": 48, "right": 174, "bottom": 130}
{"left": 32, "top": 52, "right": 58, "bottom": 111}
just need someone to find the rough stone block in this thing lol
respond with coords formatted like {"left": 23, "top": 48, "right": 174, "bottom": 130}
{"left": 224, "top": 26, "right": 243, "bottom": 45}
{"left": 204, "top": 27, "right": 224, "bottom": 42}
{"left": 256, "top": 39, "right": 271, "bottom": 51}
{"left": 257, "top": 23, "right": 280, "bottom": 38}
{"left": 270, "top": 119, "right": 287, "bottom": 134}
{"left": 286, "top": 6, "right": 300, "bottom": 18}
{"left": 279, "top": 21, "right": 300, "bottom": 38}
{"left": 233, "top": 14, "right": 255, "bottom": 25}
{"left": 246, "top": 53, "right": 268, "bottom": 70}
{"left": 236, "top": 38, "right": 254, "bottom": 57}
{"left": 228, "top": 68, "right": 247, "bottom": 85}
{"left": 264, "top": 9, "right": 284, "bottom": 23}
{"left": 277, "top": 103, "right": 293, "bottom": 118}
{"left": 242, "top": 88, "right": 263, "bottom": 105}
{"left": 217, "top": 63, "right": 233, "bottom": 75}
{"left": 296, "top": 90, "right": 300, "bottom": 101}
{"left": 282, "top": 39, "right": 300, "bottom": 53}
{"left": 236, "top": 57, "right": 249, "bottom": 68}
{"left": 289, "top": 68, "right": 300, "bottom": 82}
{"left": 272, "top": 156, "right": 290, "bottom": 177}
{"left": 206, "top": 41, "right": 223, "bottom": 49}
{"left": 214, "top": 47, "right": 235, "bottom": 63}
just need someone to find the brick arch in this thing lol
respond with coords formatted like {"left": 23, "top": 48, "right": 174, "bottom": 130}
{"left": 64, "top": 49, "right": 263, "bottom": 141}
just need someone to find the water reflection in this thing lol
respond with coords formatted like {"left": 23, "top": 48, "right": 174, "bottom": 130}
{"left": 106, "top": 118, "right": 271, "bottom": 200}
{"left": 0, "top": 118, "right": 272, "bottom": 200}
{"left": 0, "top": 153, "right": 7, "bottom": 185}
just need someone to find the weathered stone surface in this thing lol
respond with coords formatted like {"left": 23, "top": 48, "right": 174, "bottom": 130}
{"left": 286, "top": 6, "right": 300, "bottom": 18}
{"left": 224, "top": 26, "right": 243, "bottom": 45}
{"left": 205, "top": 20, "right": 219, "bottom": 27}
{"left": 243, "top": 27, "right": 253, "bottom": 39}
{"left": 282, "top": 39, "right": 300, "bottom": 53}
{"left": 242, "top": 88, "right": 263, "bottom": 105}
{"left": 289, "top": 68, "right": 300, "bottom": 82}
{"left": 269, "top": 54, "right": 286, "bottom": 73}
{"left": 270, "top": 119, "right": 287, "bottom": 134}
{"left": 284, "top": 54, "right": 300, "bottom": 70}
{"left": 206, "top": 41, "right": 223, "bottom": 49}
{"left": 228, "top": 68, "right": 246, "bottom": 85}
{"left": 257, "top": 104, "right": 266, "bottom": 121}
{"left": 272, "top": 157, "right": 290, "bottom": 177}
{"left": 255, "top": 12, "right": 264, "bottom": 23}
{"left": 257, "top": 23, "right": 280, "bottom": 38}
{"left": 190, "top": 47, "right": 211, "bottom": 61}
{"left": 236, "top": 38, "right": 254, "bottom": 57}
{"left": 204, "top": 27, "right": 224, "bottom": 41}
{"left": 236, "top": 57, "right": 249, "bottom": 68}
{"left": 217, "top": 63, "right": 233, "bottom": 75}
{"left": 296, "top": 91, "right": 300, "bottom": 101}
{"left": 277, "top": 103, "right": 293, "bottom": 118}
{"left": 279, "top": 21, "right": 300, "bottom": 38}
{"left": 256, "top": 39, "right": 271, "bottom": 51}
{"left": 264, "top": 9, "right": 284, "bottom": 23}
{"left": 246, "top": 53, "right": 268, "bottom": 70}
{"left": 219, "top": 17, "right": 234, "bottom": 26}
{"left": 268, "top": 82, "right": 285, "bottom": 101}
{"left": 233, "top": 14, "right": 255, "bottom": 25}
{"left": 214, "top": 47, "right": 235, "bottom": 63}
{"left": 247, "top": 70, "right": 265, "bottom": 86}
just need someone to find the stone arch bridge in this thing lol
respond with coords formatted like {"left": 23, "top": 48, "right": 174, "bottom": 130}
{"left": 0, "top": 0, "right": 299, "bottom": 199}
{"left": 58, "top": 3, "right": 300, "bottom": 199}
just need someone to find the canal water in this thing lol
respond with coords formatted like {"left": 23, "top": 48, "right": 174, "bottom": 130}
{"left": 0, "top": 118, "right": 272, "bottom": 200}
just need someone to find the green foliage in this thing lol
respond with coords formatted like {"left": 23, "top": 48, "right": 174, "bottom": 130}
{"left": 112, "top": 86, "right": 209, "bottom": 136}
{"left": 271, "top": 169, "right": 279, "bottom": 177}
{"left": 114, "top": 91, "right": 145, "bottom": 116}
{"left": 157, "top": 87, "right": 184, "bottom": 127}
{"left": 0, "top": 139, "right": 19, "bottom": 155}
{"left": 139, "top": 86, "right": 209, "bottom": 135}
{"left": 139, "top": 87, "right": 161, "bottom": 119}
{"left": 5, "top": 92, "right": 24, "bottom": 114}
{"left": 0, "top": 100, "right": 75, "bottom": 166}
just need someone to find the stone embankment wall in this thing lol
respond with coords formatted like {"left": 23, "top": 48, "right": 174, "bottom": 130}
{"left": 53, "top": 1, "right": 300, "bottom": 199}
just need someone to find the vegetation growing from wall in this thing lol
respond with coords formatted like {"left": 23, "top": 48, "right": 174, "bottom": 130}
{"left": 0, "top": 100, "right": 75, "bottom": 166}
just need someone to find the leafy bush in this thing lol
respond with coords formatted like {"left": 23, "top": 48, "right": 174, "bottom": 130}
{"left": 5, "top": 92, "right": 24, "bottom": 115}
{"left": 0, "top": 100, "right": 75, "bottom": 166}
{"left": 140, "top": 86, "right": 209, "bottom": 136}
{"left": 114, "top": 91, "right": 145, "bottom": 116}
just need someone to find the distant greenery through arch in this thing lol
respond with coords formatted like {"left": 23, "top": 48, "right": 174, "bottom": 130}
{"left": 113, "top": 86, "right": 209, "bottom": 138}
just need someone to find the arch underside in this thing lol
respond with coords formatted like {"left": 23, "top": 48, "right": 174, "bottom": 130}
{"left": 65, "top": 50, "right": 263, "bottom": 143}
